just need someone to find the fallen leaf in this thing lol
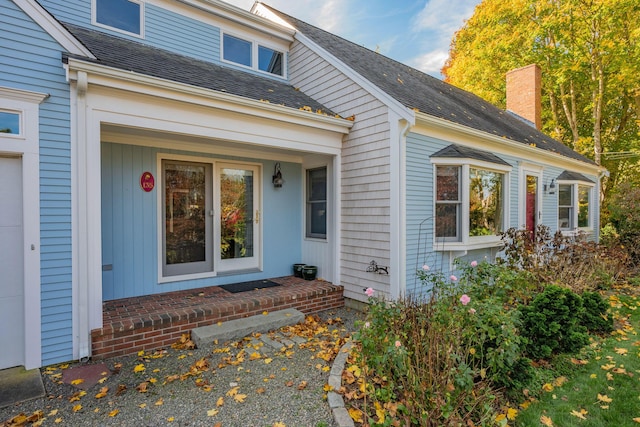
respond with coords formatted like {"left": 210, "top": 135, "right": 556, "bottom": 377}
{"left": 207, "top": 409, "right": 219, "bottom": 417}
{"left": 233, "top": 393, "right": 247, "bottom": 403}
{"left": 349, "top": 407, "right": 364, "bottom": 423}
{"left": 133, "top": 364, "right": 145, "bottom": 373}
{"left": 226, "top": 386, "right": 239, "bottom": 397}
{"left": 542, "top": 383, "right": 554, "bottom": 392}
{"left": 273, "top": 423, "right": 286, "bottom": 427}
{"left": 48, "top": 409, "right": 59, "bottom": 416}
{"left": 597, "top": 394, "right": 613, "bottom": 403}
{"left": 70, "top": 378, "right": 85, "bottom": 385}
{"left": 69, "top": 391, "right": 86, "bottom": 402}
{"left": 116, "top": 384, "right": 127, "bottom": 396}
{"left": 108, "top": 409, "right": 119, "bottom": 417}
{"left": 615, "top": 348, "right": 628, "bottom": 355}
{"left": 167, "top": 417, "right": 174, "bottom": 422}
{"left": 540, "top": 415, "right": 554, "bottom": 426}
{"left": 95, "top": 387, "right": 109, "bottom": 399}
{"left": 139, "top": 403, "right": 146, "bottom": 409}
{"left": 72, "top": 404, "right": 82, "bottom": 413}
{"left": 54, "top": 418, "right": 63, "bottom": 424}
{"left": 137, "top": 382, "right": 149, "bottom": 393}
{"left": 507, "top": 407, "right": 518, "bottom": 420}
{"left": 216, "top": 397, "right": 224, "bottom": 407}
{"left": 256, "top": 387, "right": 266, "bottom": 394}
{"left": 297, "top": 381, "right": 308, "bottom": 390}
{"left": 155, "top": 398, "right": 164, "bottom": 406}
{"left": 570, "top": 409, "right": 588, "bottom": 420}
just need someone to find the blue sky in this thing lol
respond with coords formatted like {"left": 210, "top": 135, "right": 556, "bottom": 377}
{"left": 224, "top": 0, "right": 480, "bottom": 78}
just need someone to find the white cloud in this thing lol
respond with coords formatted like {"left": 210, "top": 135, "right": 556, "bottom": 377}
{"left": 407, "top": 49, "right": 450, "bottom": 76}
{"left": 412, "top": 0, "right": 476, "bottom": 37}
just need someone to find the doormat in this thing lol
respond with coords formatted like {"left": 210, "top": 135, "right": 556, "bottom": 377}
{"left": 0, "top": 366, "right": 45, "bottom": 409}
{"left": 220, "top": 280, "right": 280, "bottom": 294}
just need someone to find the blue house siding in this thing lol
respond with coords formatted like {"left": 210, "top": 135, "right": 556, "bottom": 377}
{"left": 101, "top": 142, "right": 303, "bottom": 300}
{"left": 2, "top": 0, "right": 74, "bottom": 365}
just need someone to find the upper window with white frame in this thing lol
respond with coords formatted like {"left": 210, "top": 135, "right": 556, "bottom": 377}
{"left": 222, "top": 33, "right": 285, "bottom": 77}
{"left": 432, "top": 145, "right": 511, "bottom": 248}
{"left": 557, "top": 171, "right": 594, "bottom": 231}
{"left": 93, "top": 0, "right": 143, "bottom": 36}
{"left": 0, "top": 110, "right": 20, "bottom": 135}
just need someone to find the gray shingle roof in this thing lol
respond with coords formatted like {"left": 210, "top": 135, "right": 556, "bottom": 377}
{"left": 557, "top": 170, "right": 595, "bottom": 183}
{"left": 61, "top": 23, "right": 335, "bottom": 116}
{"left": 260, "top": 5, "right": 595, "bottom": 165}
{"left": 432, "top": 144, "right": 511, "bottom": 166}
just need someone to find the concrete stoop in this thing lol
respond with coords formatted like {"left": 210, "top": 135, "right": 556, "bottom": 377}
{"left": 191, "top": 308, "right": 305, "bottom": 349}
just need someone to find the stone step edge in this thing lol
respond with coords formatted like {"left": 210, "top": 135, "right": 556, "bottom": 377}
{"left": 191, "top": 308, "right": 305, "bottom": 349}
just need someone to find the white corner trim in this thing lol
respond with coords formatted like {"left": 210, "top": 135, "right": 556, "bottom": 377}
{"left": 12, "top": 0, "right": 96, "bottom": 58}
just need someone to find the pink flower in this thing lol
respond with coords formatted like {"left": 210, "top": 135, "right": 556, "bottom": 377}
{"left": 365, "top": 287, "right": 375, "bottom": 297}
{"left": 469, "top": 308, "right": 476, "bottom": 314}
{"left": 460, "top": 294, "right": 471, "bottom": 306}
{"left": 395, "top": 340, "right": 402, "bottom": 348}
{"left": 470, "top": 260, "right": 478, "bottom": 267}
{"left": 422, "top": 264, "right": 430, "bottom": 271}
{"left": 364, "top": 321, "right": 370, "bottom": 328}
{"left": 450, "top": 275, "right": 458, "bottom": 281}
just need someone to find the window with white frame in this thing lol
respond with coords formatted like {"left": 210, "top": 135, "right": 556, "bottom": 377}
{"left": 0, "top": 110, "right": 20, "bottom": 135}
{"left": 433, "top": 159, "right": 510, "bottom": 247}
{"left": 558, "top": 182, "right": 593, "bottom": 230}
{"left": 94, "top": 0, "right": 143, "bottom": 36}
{"left": 306, "top": 167, "right": 327, "bottom": 239}
{"left": 222, "top": 33, "right": 285, "bottom": 77}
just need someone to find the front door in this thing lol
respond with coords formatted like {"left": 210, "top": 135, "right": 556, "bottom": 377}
{"left": 525, "top": 174, "right": 538, "bottom": 235}
{"left": 0, "top": 156, "right": 25, "bottom": 369}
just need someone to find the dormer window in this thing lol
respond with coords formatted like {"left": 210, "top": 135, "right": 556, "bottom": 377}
{"left": 222, "top": 33, "right": 285, "bottom": 77}
{"left": 94, "top": 0, "right": 143, "bottom": 37}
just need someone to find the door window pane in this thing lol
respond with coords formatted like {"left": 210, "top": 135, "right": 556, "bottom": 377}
{"left": 0, "top": 111, "right": 19, "bottom": 135}
{"left": 221, "top": 168, "right": 254, "bottom": 259}
{"left": 96, "top": 0, "right": 141, "bottom": 35}
{"left": 469, "top": 168, "right": 503, "bottom": 236}
{"left": 526, "top": 175, "right": 538, "bottom": 234}
{"left": 258, "top": 45, "right": 283, "bottom": 75}
{"left": 223, "top": 34, "right": 252, "bottom": 67}
{"left": 164, "top": 162, "right": 209, "bottom": 274}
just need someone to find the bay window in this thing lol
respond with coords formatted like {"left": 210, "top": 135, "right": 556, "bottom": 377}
{"left": 222, "top": 33, "right": 285, "bottom": 77}
{"left": 433, "top": 152, "right": 510, "bottom": 249}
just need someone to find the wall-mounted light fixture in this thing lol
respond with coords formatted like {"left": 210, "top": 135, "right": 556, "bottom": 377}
{"left": 544, "top": 178, "right": 556, "bottom": 195}
{"left": 272, "top": 162, "right": 284, "bottom": 188}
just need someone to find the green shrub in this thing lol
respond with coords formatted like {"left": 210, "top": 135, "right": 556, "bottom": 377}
{"left": 520, "top": 285, "right": 589, "bottom": 360}
{"left": 581, "top": 291, "right": 613, "bottom": 334}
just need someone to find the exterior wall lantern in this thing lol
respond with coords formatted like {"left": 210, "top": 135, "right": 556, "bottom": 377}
{"left": 544, "top": 178, "right": 556, "bottom": 195}
{"left": 272, "top": 162, "right": 284, "bottom": 188}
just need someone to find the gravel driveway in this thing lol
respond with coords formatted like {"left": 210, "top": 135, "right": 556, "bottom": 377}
{"left": 0, "top": 307, "right": 363, "bottom": 427}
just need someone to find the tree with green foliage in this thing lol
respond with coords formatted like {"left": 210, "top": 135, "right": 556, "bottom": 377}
{"left": 443, "top": 0, "right": 640, "bottom": 203}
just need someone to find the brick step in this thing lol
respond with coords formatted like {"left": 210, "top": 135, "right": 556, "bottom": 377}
{"left": 191, "top": 308, "right": 305, "bottom": 349}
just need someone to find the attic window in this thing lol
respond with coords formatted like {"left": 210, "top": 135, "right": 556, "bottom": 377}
{"left": 222, "top": 33, "right": 285, "bottom": 77}
{"left": 94, "top": 0, "right": 143, "bottom": 37}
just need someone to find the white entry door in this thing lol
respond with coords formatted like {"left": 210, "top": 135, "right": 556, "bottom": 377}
{"left": 0, "top": 156, "right": 25, "bottom": 369}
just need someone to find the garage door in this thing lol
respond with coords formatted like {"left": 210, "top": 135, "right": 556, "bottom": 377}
{"left": 0, "top": 156, "right": 24, "bottom": 369}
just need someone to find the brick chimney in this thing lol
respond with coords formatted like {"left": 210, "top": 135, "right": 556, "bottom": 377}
{"left": 506, "top": 64, "right": 542, "bottom": 130}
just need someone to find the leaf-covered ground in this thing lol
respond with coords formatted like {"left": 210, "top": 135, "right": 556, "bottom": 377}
{"left": 0, "top": 308, "right": 363, "bottom": 427}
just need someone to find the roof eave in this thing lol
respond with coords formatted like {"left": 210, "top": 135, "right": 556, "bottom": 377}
{"left": 414, "top": 111, "right": 606, "bottom": 174}
{"left": 65, "top": 57, "right": 353, "bottom": 134}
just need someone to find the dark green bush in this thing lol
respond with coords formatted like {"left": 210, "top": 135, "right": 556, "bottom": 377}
{"left": 581, "top": 291, "right": 613, "bottom": 334}
{"left": 520, "top": 285, "right": 589, "bottom": 360}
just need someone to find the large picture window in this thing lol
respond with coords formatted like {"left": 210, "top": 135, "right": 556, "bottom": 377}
{"left": 306, "top": 167, "right": 327, "bottom": 239}
{"left": 94, "top": 0, "right": 142, "bottom": 36}
{"left": 434, "top": 160, "right": 509, "bottom": 248}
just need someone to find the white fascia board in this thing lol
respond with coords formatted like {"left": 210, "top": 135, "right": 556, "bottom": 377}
{"left": 414, "top": 111, "right": 606, "bottom": 175}
{"left": 12, "top": 0, "right": 95, "bottom": 58}
{"left": 173, "top": 0, "right": 294, "bottom": 42}
{"left": 65, "top": 58, "right": 353, "bottom": 135}
{"left": 251, "top": 3, "right": 295, "bottom": 30}
{"left": 291, "top": 32, "right": 415, "bottom": 125}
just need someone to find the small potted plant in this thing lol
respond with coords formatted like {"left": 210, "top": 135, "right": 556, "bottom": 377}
{"left": 301, "top": 265, "right": 317, "bottom": 280}
{"left": 293, "top": 263, "right": 306, "bottom": 278}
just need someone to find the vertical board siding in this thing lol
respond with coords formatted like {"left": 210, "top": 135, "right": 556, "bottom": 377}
{"left": 101, "top": 143, "right": 303, "bottom": 300}
{"left": 2, "top": 0, "right": 74, "bottom": 365}
{"left": 288, "top": 40, "right": 392, "bottom": 303}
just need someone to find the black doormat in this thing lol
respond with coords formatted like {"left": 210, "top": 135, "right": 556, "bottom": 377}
{"left": 219, "top": 279, "right": 280, "bottom": 294}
